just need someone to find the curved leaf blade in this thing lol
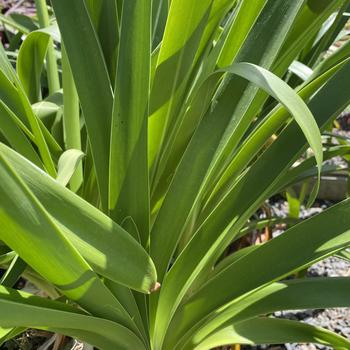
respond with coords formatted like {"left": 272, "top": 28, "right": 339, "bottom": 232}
{"left": 0, "top": 151, "right": 141, "bottom": 333}
{"left": 56, "top": 149, "right": 84, "bottom": 188}
{"left": 190, "top": 277, "right": 350, "bottom": 347}
{"left": 167, "top": 198, "right": 350, "bottom": 348}
{"left": 0, "top": 285, "right": 146, "bottom": 350}
{"left": 195, "top": 318, "right": 350, "bottom": 350}
{"left": 17, "top": 31, "right": 50, "bottom": 103}
{"left": 0, "top": 143, "right": 157, "bottom": 294}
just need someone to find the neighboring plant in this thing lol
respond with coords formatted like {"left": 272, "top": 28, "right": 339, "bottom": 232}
{"left": 0, "top": 1, "right": 350, "bottom": 349}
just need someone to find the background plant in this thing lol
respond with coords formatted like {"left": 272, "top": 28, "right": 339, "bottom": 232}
{"left": 0, "top": 0, "right": 349, "bottom": 349}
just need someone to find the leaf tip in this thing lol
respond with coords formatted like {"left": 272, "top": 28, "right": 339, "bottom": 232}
{"left": 149, "top": 282, "right": 161, "bottom": 293}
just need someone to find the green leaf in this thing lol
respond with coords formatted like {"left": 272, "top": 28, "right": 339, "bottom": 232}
{"left": 0, "top": 68, "right": 32, "bottom": 128}
{"left": 105, "top": 279, "right": 148, "bottom": 343}
{"left": 0, "top": 143, "right": 157, "bottom": 294}
{"left": 17, "top": 31, "right": 50, "bottom": 103}
{"left": 225, "top": 62, "right": 323, "bottom": 196}
{"left": 34, "top": 0, "right": 60, "bottom": 95}
{"left": 200, "top": 0, "right": 326, "bottom": 196}
{"left": 16, "top": 85, "right": 57, "bottom": 177}
{"left": 204, "top": 57, "right": 349, "bottom": 212}
{"left": 190, "top": 277, "right": 350, "bottom": 347}
{"left": 85, "top": 0, "right": 119, "bottom": 83}
{"left": 160, "top": 58, "right": 350, "bottom": 346}
{"left": 336, "top": 249, "right": 350, "bottom": 262}
{"left": 196, "top": 0, "right": 237, "bottom": 62}
{"left": 303, "top": 1, "right": 350, "bottom": 67}
{"left": 167, "top": 198, "right": 350, "bottom": 348}
{"left": 1, "top": 42, "right": 60, "bottom": 174}
{"left": 0, "top": 67, "right": 56, "bottom": 176}
{"left": 150, "top": 0, "right": 306, "bottom": 287}
{"left": 272, "top": 0, "right": 345, "bottom": 75}
{"left": 194, "top": 317, "right": 350, "bottom": 350}
{"left": 151, "top": 56, "right": 319, "bottom": 278}
{"left": 0, "top": 100, "right": 43, "bottom": 167}
{"left": 312, "top": 39, "right": 350, "bottom": 78}
{"left": 61, "top": 44, "right": 83, "bottom": 192}
{"left": 217, "top": 0, "right": 267, "bottom": 67}
{"left": 148, "top": 0, "right": 237, "bottom": 196}
{"left": 0, "top": 285, "right": 146, "bottom": 350}
{"left": 0, "top": 326, "right": 25, "bottom": 347}
{"left": 275, "top": 145, "right": 350, "bottom": 192}
{"left": 0, "top": 14, "right": 32, "bottom": 35}
{"left": 0, "top": 255, "right": 26, "bottom": 287}
{"left": 109, "top": 0, "right": 151, "bottom": 247}
{"left": 33, "top": 100, "right": 61, "bottom": 127}
{"left": 286, "top": 187, "right": 302, "bottom": 219}
{"left": 0, "top": 151, "right": 143, "bottom": 333}
{"left": 289, "top": 61, "right": 313, "bottom": 81}
{"left": 56, "top": 149, "right": 84, "bottom": 188}
{"left": 51, "top": 0, "right": 113, "bottom": 210}
{"left": 0, "top": 251, "right": 16, "bottom": 266}
{"left": 150, "top": 21, "right": 350, "bottom": 350}
{"left": 152, "top": 0, "right": 168, "bottom": 48}
{"left": 148, "top": 0, "right": 212, "bottom": 171}
{"left": 37, "top": 23, "right": 61, "bottom": 43}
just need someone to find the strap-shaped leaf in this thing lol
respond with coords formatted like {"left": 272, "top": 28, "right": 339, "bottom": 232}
{"left": 166, "top": 198, "right": 350, "bottom": 348}
{"left": 272, "top": 0, "right": 345, "bottom": 75}
{"left": 34, "top": 0, "right": 60, "bottom": 95}
{"left": 0, "top": 251, "right": 16, "bottom": 266}
{"left": 194, "top": 317, "right": 350, "bottom": 350}
{"left": 150, "top": 0, "right": 305, "bottom": 286}
{"left": 106, "top": 279, "right": 148, "bottom": 343}
{"left": 0, "top": 143, "right": 157, "bottom": 294}
{"left": 0, "top": 65, "right": 56, "bottom": 176}
{"left": 301, "top": 1, "right": 350, "bottom": 68}
{"left": 152, "top": 0, "right": 168, "bottom": 48}
{"left": 109, "top": 0, "right": 151, "bottom": 246}
{"left": 152, "top": 56, "right": 322, "bottom": 347}
{"left": 189, "top": 277, "right": 350, "bottom": 348}
{"left": 204, "top": 57, "right": 349, "bottom": 213}
{"left": 224, "top": 62, "right": 322, "bottom": 197}
{"left": 85, "top": 0, "right": 119, "bottom": 83}
{"left": 0, "top": 255, "right": 26, "bottom": 287}
{"left": 0, "top": 326, "right": 25, "bottom": 347}
{"left": 0, "top": 43, "right": 20, "bottom": 83}
{"left": 56, "top": 149, "right": 84, "bottom": 188}
{"left": 158, "top": 56, "right": 350, "bottom": 350}
{"left": 17, "top": 31, "right": 50, "bottom": 103}
{"left": 37, "top": 24, "right": 61, "bottom": 43}
{"left": 289, "top": 61, "right": 313, "bottom": 81}
{"left": 149, "top": 0, "right": 237, "bottom": 196}
{"left": 61, "top": 45, "right": 83, "bottom": 192}
{"left": 217, "top": 0, "right": 267, "bottom": 67}
{"left": 0, "top": 285, "right": 146, "bottom": 350}
{"left": 0, "top": 152, "right": 142, "bottom": 334}
{"left": 151, "top": 58, "right": 321, "bottom": 284}
{"left": 275, "top": 145, "right": 350, "bottom": 193}
{"left": 51, "top": 0, "right": 113, "bottom": 210}
{"left": 148, "top": 0, "right": 213, "bottom": 170}
{"left": 0, "top": 101, "right": 43, "bottom": 168}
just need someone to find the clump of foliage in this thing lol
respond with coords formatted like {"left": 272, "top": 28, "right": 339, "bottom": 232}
{"left": 0, "top": 0, "right": 350, "bottom": 349}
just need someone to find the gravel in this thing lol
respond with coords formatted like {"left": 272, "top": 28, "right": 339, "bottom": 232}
{"left": 243, "top": 255, "right": 350, "bottom": 350}
{"left": 274, "top": 256, "right": 350, "bottom": 350}
{"left": 244, "top": 199, "right": 350, "bottom": 350}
